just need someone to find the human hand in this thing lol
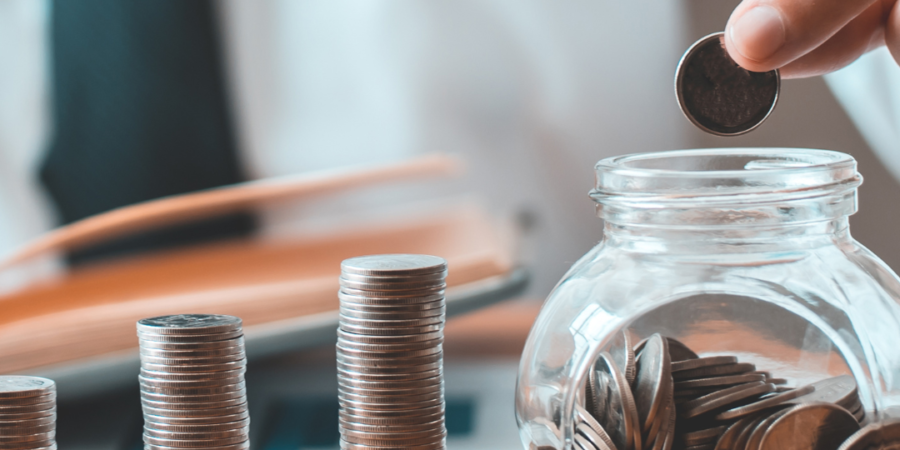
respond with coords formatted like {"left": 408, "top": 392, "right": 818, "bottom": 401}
{"left": 725, "top": 0, "right": 900, "bottom": 78}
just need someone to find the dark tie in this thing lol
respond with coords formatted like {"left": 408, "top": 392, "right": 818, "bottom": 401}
{"left": 42, "top": 0, "right": 256, "bottom": 265}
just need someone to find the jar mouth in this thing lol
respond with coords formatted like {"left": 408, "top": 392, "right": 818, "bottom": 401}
{"left": 591, "top": 148, "right": 862, "bottom": 226}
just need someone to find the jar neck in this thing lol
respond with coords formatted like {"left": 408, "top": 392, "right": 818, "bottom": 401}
{"left": 602, "top": 217, "right": 851, "bottom": 253}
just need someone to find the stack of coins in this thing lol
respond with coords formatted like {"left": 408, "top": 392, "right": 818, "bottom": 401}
{"left": 579, "top": 332, "right": 869, "bottom": 450}
{"left": 337, "top": 254, "right": 448, "bottom": 450}
{"left": 137, "top": 314, "right": 250, "bottom": 450}
{"left": 0, "top": 376, "right": 56, "bottom": 450}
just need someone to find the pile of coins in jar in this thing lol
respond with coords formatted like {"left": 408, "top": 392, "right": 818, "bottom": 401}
{"left": 0, "top": 376, "right": 57, "bottom": 450}
{"left": 137, "top": 314, "right": 250, "bottom": 450}
{"left": 575, "top": 332, "right": 900, "bottom": 450}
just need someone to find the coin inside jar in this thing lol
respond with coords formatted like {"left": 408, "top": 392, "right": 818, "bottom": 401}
{"left": 675, "top": 32, "right": 780, "bottom": 136}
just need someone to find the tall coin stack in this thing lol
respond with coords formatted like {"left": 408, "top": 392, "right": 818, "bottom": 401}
{"left": 0, "top": 376, "right": 56, "bottom": 450}
{"left": 337, "top": 254, "right": 448, "bottom": 450}
{"left": 137, "top": 314, "right": 250, "bottom": 450}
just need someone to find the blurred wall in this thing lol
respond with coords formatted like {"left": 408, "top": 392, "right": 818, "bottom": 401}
{"left": 685, "top": 0, "right": 900, "bottom": 273}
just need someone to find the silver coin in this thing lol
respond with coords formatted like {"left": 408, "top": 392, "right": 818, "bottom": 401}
{"left": 576, "top": 422, "right": 615, "bottom": 450}
{"left": 647, "top": 397, "right": 674, "bottom": 450}
{"left": 574, "top": 432, "right": 601, "bottom": 450}
{"left": 340, "top": 314, "right": 444, "bottom": 328}
{"left": 337, "top": 329, "right": 442, "bottom": 344}
{"left": 140, "top": 346, "right": 246, "bottom": 359}
{"left": 716, "top": 384, "right": 815, "bottom": 421}
{"left": 141, "top": 396, "right": 247, "bottom": 410}
{"left": 0, "top": 377, "right": 55, "bottom": 399}
{"left": 139, "top": 338, "right": 245, "bottom": 351}
{"left": 143, "top": 434, "right": 248, "bottom": 448}
{"left": 340, "top": 411, "right": 445, "bottom": 427}
{"left": 573, "top": 404, "right": 615, "bottom": 450}
{"left": 340, "top": 271, "right": 447, "bottom": 284}
{"left": 339, "top": 291, "right": 445, "bottom": 305}
{"left": 634, "top": 334, "right": 671, "bottom": 433}
{"left": 759, "top": 403, "right": 859, "bottom": 450}
{"left": 0, "top": 393, "right": 56, "bottom": 407}
{"left": 339, "top": 301, "right": 446, "bottom": 313}
{"left": 338, "top": 389, "right": 443, "bottom": 404}
{"left": 745, "top": 407, "right": 792, "bottom": 450}
{"left": 339, "top": 307, "right": 446, "bottom": 321}
{"left": 672, "top": 356, "right": 737, "bottom": 373}
{"left": 139, "top": 368, "right": 245, "bottom": 380}
{"left": 838, "top": 418, "right": 900, "bottom": 450}
{"left": 0, "top": 430, "right": 55, "bottom": 441}
{"left": 587, "top": 352, "right": 634, "bottom": 450}
{"left": 339, "top": 383, "right": 443, "bottom": 398}
{"left": 624, "top": 333, "right": 637, "bottom": 386}
{"left": 645, "top": 373, "right": 672, "bottom": 446}
{"left": 337, "top": 350, "right": 442, "bottom": 365}
{"left": 0, "top": 421, "right": 55, "bottom": 433}
{"left": 682, "top": 424, "right": 726, "bottom": 446}
{"left": 0, "top": 415, "right": 56, "bottom": 428}
{"left": 339, "top": 278, "right": 446, "bottom": 291}
{"left": 339, "top": 373, "right": 442, "bottom": 387}
{"left": 339, "top": 418, "right": 444, "bottom": 433}
{"left": 0, "top": 408, "right": 56, "bottom": 421}
{"left": 141, "top": 404, "right": 248, "bottom": 419}
{"left": 714, "top": 413, "right": 767, "bottom": 450}
{"left": 340, "top": 287, "right": 446, "bottom": 300}
{"left": 338, "top": 383, "right": 444, "bottom": 395}
{"left": 139, "top": 378, "right": 246, "bottom": 391}
{"left": 340, "top": 255, "right": 447, "bottom": 276}
{"left": 675, "top": 32, "right": 780, "bottom": 136}
{"left": 672, "top": 363, "right": 756, "bottom": 381}
{"left": 143, "top": 426, "right": 248, "bottom": 440}
{"left": 138, "top": 330, "right": 244, "bottom": 343}
{"left": 140, "top": 354, "right": 246, "bottom": 366}
{"left": 137, "top": 315, "right": 242, "bottom": 336}
{"left": 144, "top": 441, "right": 249, "bottom": 450}
{"left": 143, "top": 418, "right": 249, "bottom": 434}
{"left": 339, "top": 323, "right": 443, "bottom": 337}
{"left": 785, "top": 375, "right": 859, "bottom": 410}
{"left": 730, "top": 412, "right": 771, "bottom": 450}
{"left": 143, "top": 411, "right": 249, "bottom": 426}
{"left": 339, "top": 439, "right": 446, "bottom": 450}
{"left": 141, "top": 389, "right": 246, "bottom": 403}
{"left": 340, "top": 405, "right": 444, "bottom": 420}
{"left": 141, "top": 355, "right": 247, "bottom": 373}
{"left": 338, "top": 397, "right": 444, "bottom": 412}
{"left": 679, "top": 382, "right": 774, "bottom": 419}
{"left": 337, "top": 338, "right": 443, "bottom": 353}
{"left": 337, "top": 365, "right": 443, "bottom": 381}
{"left": 675, "top": 373, "right": 766, "bottom": 391}
{"left": 340, "top": 427, "right": 446, "bottom": 443}
{"left": 0, "top": 401, "right": 56, "bottom": 414}
{"left": 337, "top": 345, "right": 442, "bottom": 359}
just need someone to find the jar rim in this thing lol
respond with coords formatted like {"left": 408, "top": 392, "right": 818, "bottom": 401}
{"left": 591, "top": 148, "right": 862, "bottom": 226}
{"left": 592, "top": 148, "right": 860, "bottom": 200}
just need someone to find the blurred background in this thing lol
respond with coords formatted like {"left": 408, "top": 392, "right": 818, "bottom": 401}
{"left": 0, "top": 0, "right": 898, "bottom": 449}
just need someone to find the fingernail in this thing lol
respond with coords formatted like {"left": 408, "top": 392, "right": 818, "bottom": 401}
{"left": 729, "top": 5, "right": 786, "bottom": 62}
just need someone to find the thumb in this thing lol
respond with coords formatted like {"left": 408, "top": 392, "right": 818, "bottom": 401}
{"left": 724, "top": 0, "right": 879, "bottom": 72}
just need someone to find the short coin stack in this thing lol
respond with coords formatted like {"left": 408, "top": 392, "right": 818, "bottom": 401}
{"left": 138, "top": 314, "right": 250, "bottom": 450}
{"left": 337, "top": 254, "right": 448, "bottom": 450}
{"left": 0, "top": 376, "right": 56, "bottom": 450}
{"left": 579, "top": 332, "right": 869, "bottom": 450}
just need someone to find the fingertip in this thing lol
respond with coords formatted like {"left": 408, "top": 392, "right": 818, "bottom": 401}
{"left": 725, "top": 3, "right": 787, "bottom": 72}
{"left": 885, "top": 0, "right": 900, "bottom": 66}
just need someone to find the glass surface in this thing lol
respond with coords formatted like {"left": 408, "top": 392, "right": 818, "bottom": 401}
{"left": 515, "top": 148, "right": 900, "bottom": 449}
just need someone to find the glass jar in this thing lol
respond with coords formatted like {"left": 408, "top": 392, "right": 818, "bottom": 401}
{"left": 515, "top": 148, "right": 900, "bottom": 449}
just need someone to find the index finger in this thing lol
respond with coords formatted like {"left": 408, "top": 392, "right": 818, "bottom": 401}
{"left": 724, "top": 0, "right": 882, "bottom": 72}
